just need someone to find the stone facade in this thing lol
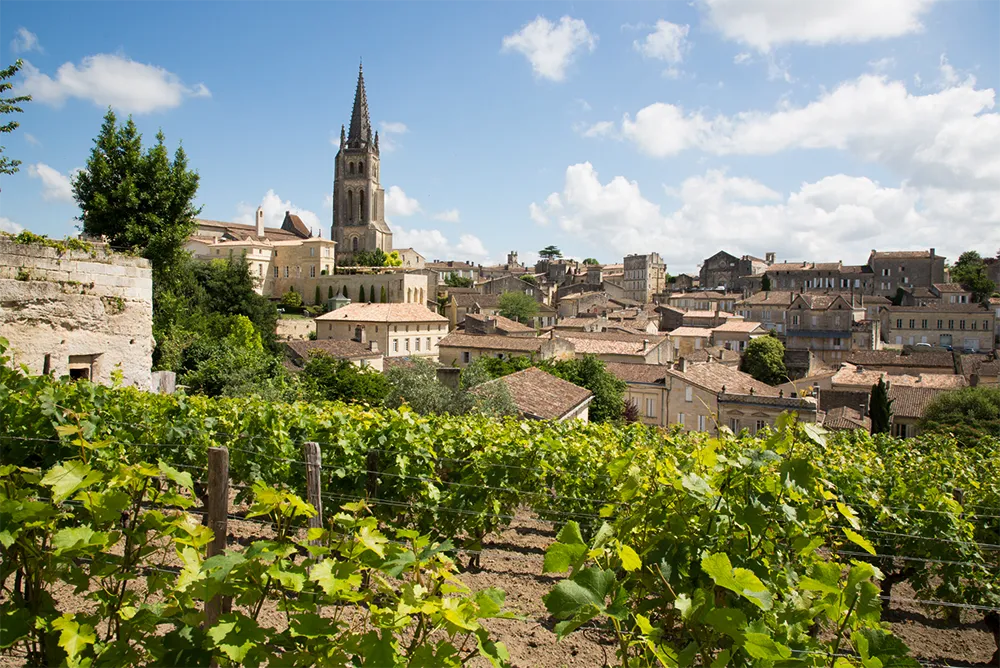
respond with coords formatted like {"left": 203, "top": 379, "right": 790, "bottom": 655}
{"left": 881, "top": 303, "right": 994, "bottom": 352}
{"left": 699, "top": 251, "right": 768, "bottom": 292}
{"left": 785, "top": 294, "right": 868, "bottom": 363}
{"left": 332, "top": 64, "right": 393, "bottom": 262}
{"left": 623, "top": 253, "right": 666, "bottom": 303}
{"left": 315, "top": 303, "right": 448, "bottom": 359}
{"left": 867, "top": 249, "right": 946, "bottom": 297}
{"left": 0, "top": 238, "right": 153, "bottom": 389}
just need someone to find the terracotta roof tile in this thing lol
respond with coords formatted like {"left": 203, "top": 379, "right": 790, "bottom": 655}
{"left": 823, "top": 406, "right": 871, "bottom": 431}
{"left": 437, "top": 333, "right": 549, "bottom": 353}
{"left": 478, "top": 367, "right": 592, "bottom": 420}
{"left": 871, "top": 250, "right": 936, "bottom": 259}
{"left": 668, "top": 327, "right": 713, "bottom": 338}
{"left": 887, "top": 386, "right": 943, "bottom": 419}
{"left": 464, "top": 312, "right": 535, "bottom": 333}
{"left": 315, "top": 303, "right": 447, "bottom": 323}
{"left": 667, "top": 364, "right": 779, "bottom": 396}
{"left": 604, "top": 362, "right": 669, "bottom": 384}
{"left": 284, "top": 339, "right": 380, "bottom": 362}
{"left": 454, "top": 293, "right": 500, "bottom": 308}
{"left": 845, "top": 350, "right": 954, "bottom": 369}
{"left": 830, "top": 363, "right": 967, "bottom": 390}
{"left": 712, "top": 320, "right": 765, "bottom": 333}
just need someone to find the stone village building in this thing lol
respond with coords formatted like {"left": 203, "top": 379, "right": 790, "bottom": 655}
{"left": 314, "top": 302, "right": 448, "bottom": 361}
{"left": 0, "top": 237, "right": 153, "bottom": 389}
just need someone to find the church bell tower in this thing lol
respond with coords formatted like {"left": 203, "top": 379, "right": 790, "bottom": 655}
{"left": 332, "top": 62, "right": 392, "bottom": 262}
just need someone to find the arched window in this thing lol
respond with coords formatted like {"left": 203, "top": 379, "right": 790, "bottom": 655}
{"left": 347, "top": 190, "right": 353, "bottom": 220}
{"left": 352, "top": 237, "right": 359, "bottom": 251}
{"left": 419, "top": 288, "right": 424, "bottom": 304}
{"left": 359, "top": 161, "right": 364, "bottom": 175}
{"left": 349, "top": 162, "right": 355, "bottom": 175}
{"left": 359, "top": 189, "right": 366, "bottom": 221}
{"left": 407, "top": 287, "right": 412, "bottom": 303}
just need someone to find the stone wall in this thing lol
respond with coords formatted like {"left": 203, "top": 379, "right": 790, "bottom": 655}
{"left": 0, "top": 238, "right": 153, "bottom": 388}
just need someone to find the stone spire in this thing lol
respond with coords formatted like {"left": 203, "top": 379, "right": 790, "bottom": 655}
{"left": 347, "top": 61, "right": 371, "bottom": 148}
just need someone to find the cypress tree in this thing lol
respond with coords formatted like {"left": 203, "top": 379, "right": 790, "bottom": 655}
{"left": 342, "top": 285, "right": 348, "bottom": 298}
{"left": 380, "top": 286, "right": 387, "bottom": 303}
{"left": 359, "top": 285, "right": 366, "bottom": 303}
{"left": 370, "top": 285, "right": 376, "bottom": 303}
{"left": 328, "top": 286, "right": 334, "bottom": 299}
{"left": 314, "top": 285, "right": 321, "bottom": 305}
{"left": 869, "top": 377, "right": 894, "bottom": 434}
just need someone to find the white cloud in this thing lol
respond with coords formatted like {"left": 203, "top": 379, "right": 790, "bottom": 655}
{"left": 616, "top": 73, "right": 1000, "bottom": 190}
{"left": 530, "top": 163, "right": 999, "bottom": 272}
{"left": 766, "top": 53, "right": 793, "bottom": 82}
{"left": 380, "top": 121, "right": 408, "bottom": 134}
{"left": 574, "top": 98, "right": 592, "bottom": 112}
{"left": 384, "top": 186, "right": 422, "bottom": 218}
{"left": 24, "top": 133, "right": 40, "bottom": 146}
{"left": 393, "top": 226, "right": 490, "bottom": 262}
{"left": 27, "top": 163, "right": 77, "bottom": 202}
{"left": 432, "top": 209, "right": 461, "bottom": 223}
{"left": 579, "top": 120, "right": 615, "bottom": 138}
{"left": 378, "top": 121, "right": 408, "bottom": 151}
{"left": 234, "top": 190, "right": 323, "bottom": 237}
{"left": 11, "top": 27, "right": 41, "bottom": 53}
{"left": 0, "top": 217, "right": 24, "bottom": 234}
{"left": 733, "top": 52, "right": 753, "bottom": 64}
{"left": 18, "top": 54, "right": 211, "bottom": 114}
{"left": 501, "top": 16, "right": 596, "bottom": 82}
{"left": 323, "top": 193, "right": 333, "bottom": 208}
{"left": 700, "top": 0, "right": 935, "bottom": 52}
{"left": 634, "top": 21, "right": 690, "bottom": 64}
{"left": 868, "top": 57, "right": 896, "bottom": 73}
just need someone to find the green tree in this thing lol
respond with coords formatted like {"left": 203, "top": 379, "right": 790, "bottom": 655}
{"left": 386, "top": 250, "right": 403, "bottom": 267}
{"left": 384, "top": 359, "right": 452, "bottom": 414}
{"left": 498, "top": 291, "right": 538, "bottom": 323}
{"left": 342, "top": 285, "right": 349, "bottom": 298}
{"left": 380, "top": 285, "right": 387, "bottom": 303}
{"left": 761, "top": 274, "right": 771, "bottom": 292}
{"left": 280, "top": 290, "right": 303, "bottom": 311}
{"left": 739, "top": 335, "right": 787, "bottom": 385}
{"left": 444, "top": 274, "right": 474, "bottom": 288}
{"left": 370, "top": 285, "right": 376, "bottom": 303}
{"left": 582, "top": 258, "right": 599, "bottom": 265}
{"left": 314, "top": 285, "right": 322, "bottom": 306}
{"left": 539, "top": 245, "right": 562, "bottom": 261}
{"left": 301, "top": 352, "right": 389, "bottom": 405}
{"left": 950, "top": 250, "right": 996, "bottom": 302}
{"left": 919, "top": 386, "right": 1000, "bottom": 446}
{"left": 869, "top": 377, "right": 894, "bottom": 434}
{"left": 520, "top": 274, "right": 537, "bottom": 285}
{"left": 72, "top": 109, "right": 200, "bottom": 277}
{"left": 453, "top": 359, "right": 517, "bottom": 417}
{"left": 328, "top": 285, "right": 334, "bottom": 299}
{"left": 356, "top": 285, "right": 364, "bottom": 303}
{"left": 1, "top": 59, "right": 31, "bottom": 177}
{"left": 543, "top": 355, "right": 626, "bottom": 423}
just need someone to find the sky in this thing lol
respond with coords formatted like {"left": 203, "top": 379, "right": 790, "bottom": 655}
{"left": 1, "top": 0, "right": 998, "bottom": 274}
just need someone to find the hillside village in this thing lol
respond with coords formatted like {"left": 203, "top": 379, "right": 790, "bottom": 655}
{"left": 3, "top": 4, "right": 1000, "bottom": 666}
{"left": 3, "top": 63, "right": 999, "bottom": 438}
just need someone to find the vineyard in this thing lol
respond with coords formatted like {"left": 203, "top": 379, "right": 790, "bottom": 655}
{"left": 2, "top": 345, "right": 999, "bottom": 667}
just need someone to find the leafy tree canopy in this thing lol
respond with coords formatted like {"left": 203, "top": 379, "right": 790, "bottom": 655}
{"left": 949, "top": 250, "right": 996, "bottom": 303}
{"left": 280, "top": 290, "right": 303, "bottom": 310}
{"left": 582, "top": 258, "right": 600, "bottom": 265}
{"left": 301, "top": 352, "right": 389, "bottom": 406}
{"left": 919, "top": 386, "right": 1000, "bottom": 446}
{"left": 73, "top": 109, "right": 200, "bottom": 278}
{"left": 444, "top": 274, "right": 474, "bottom": 288}
{"left": 869, "top": 377, "right": 894, "bottom": 435}
{"left": 539, "top": 245, "right": 563, "bottom": 260}
{"left": 498, "top": 290, "right": 538, "bottom": 323}
{"left": 739, "top": 336, "right": 787, "bottom": 385}
{"left": 1, "top": 59, "right": 31, "bottom": 177}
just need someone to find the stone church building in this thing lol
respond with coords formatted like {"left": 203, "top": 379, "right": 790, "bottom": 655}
{"left": 332, "top": 63, "right": 393, "bottom": 261}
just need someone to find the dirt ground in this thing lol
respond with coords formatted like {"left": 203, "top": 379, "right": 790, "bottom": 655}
{"left": 2, "top": 507, "right": 996, "bottom": 667}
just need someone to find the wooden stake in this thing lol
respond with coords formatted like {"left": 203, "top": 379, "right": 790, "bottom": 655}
{"left": 304, "top": 441, "right": 323, "bottom": 546}
{"left": 205, "top": 446, "right": 229, "bottom": 628}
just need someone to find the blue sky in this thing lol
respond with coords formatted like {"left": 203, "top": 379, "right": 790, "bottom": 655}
{"left": 1, "top": 1, "right": 998, "bottom": 273}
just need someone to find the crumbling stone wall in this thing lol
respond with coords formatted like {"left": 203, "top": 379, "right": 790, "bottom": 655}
{"left": 0, "top": 238, "right": 153, "bottom": 388}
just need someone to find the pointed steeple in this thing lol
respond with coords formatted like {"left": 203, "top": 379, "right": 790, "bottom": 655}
{"left": 347, "top": 61, "right": 371, "bottom": 148}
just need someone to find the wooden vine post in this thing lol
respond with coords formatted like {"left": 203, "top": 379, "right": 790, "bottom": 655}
{"left": 304, "top": 441, "right": 323, "bottom": 549}
{"left": 205, "top": 446, "right": 230, "bottom": 628}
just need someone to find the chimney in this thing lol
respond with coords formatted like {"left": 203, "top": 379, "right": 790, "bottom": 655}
{"left": 483, "top": 316, "right": 497, "bottom": 335}
{"left": 859, "top": 402, "right": 867, "bottom": 419}
{"left": 255, "top": 206, "right": 265, "bottom": 237}
{"left": 679, "top": 357, "right": 689, "bottom": 372}
{"left": 643, "top": 338, "right": 649, "bottom": 352}
{"left": 930, "top": 248, "right": 935, "bottom": 258}
{"left": 856, "top": 365, "right": 864, "bottom": 373}
{"left": 369, "top": 340, "right": 379, "bottom": 354}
